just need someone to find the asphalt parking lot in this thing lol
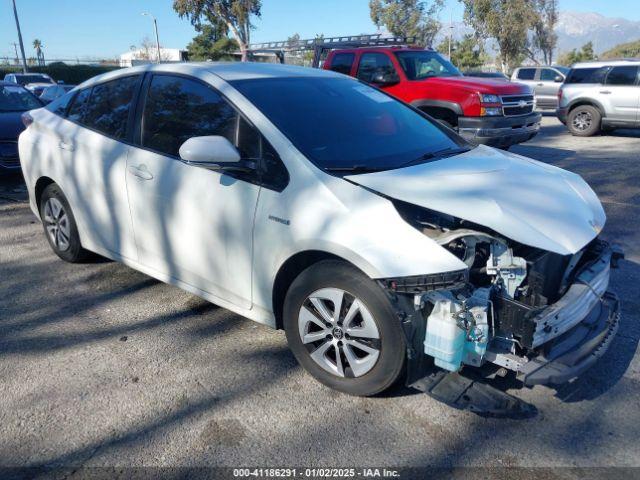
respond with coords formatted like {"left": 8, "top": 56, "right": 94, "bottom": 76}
{"left": 1, "top": 114, "right": 639, "bottom": 474}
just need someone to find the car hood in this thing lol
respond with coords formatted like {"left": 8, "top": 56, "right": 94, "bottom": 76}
{"left": 345, "top": 145, "right": 605, "bottom": 255}
{"left": 418, "top": 76, "right": 531, "bottom": 95}
{"left": 0, "top": 111, "right": 25, "bottom": 140}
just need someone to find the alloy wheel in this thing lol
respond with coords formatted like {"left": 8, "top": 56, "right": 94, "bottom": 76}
{"left": 572, "top": 111, "right": 592, "bottom": 131}
{"left": 298, "top": 288, "right": 380, "bottom": 378}
{"left": 43, "top": 197, "right": 71, "bottom": 252}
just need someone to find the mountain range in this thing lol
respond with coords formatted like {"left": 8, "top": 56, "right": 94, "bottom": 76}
{"left": 437, "top": 10, "right": 640, "bottom": 57}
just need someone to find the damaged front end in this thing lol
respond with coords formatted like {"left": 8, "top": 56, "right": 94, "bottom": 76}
{"left": 380, "top": 200, "right": 623, "bottom": 404}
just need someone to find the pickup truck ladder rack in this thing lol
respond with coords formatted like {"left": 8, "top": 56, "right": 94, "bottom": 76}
{"left": 245, "top": 34, "right": 419, "bottom": 68}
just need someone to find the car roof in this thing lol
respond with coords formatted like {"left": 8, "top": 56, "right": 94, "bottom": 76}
{"left": 516, "top": 65, "right": 567, "bottom": 69}
{"left": 76, "top": 61, "right": 343, "bottom": 90}
{"left": 7, "top": 73, "right": 50, "bottom": 77}
{"left": 0, "top": 80, "right": 27, "bottom": 87}
{"left": 572, "top": 60, "right": 640, "bottom": 68}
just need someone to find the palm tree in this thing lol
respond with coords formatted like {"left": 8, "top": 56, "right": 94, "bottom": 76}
{"left": 33, "top": 39, "right": 45, "bottom": 67}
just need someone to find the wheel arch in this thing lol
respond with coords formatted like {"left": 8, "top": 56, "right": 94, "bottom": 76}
{"left": 34, "top": 176, "right": 56, "bottom": 216}
{"left": 271, "top": 250, "right": 368, "bottom": 330}
{"left": 411, "top": 100, "right": 462, "bottom": 126}
{"left": 567, "top": 98, "right": 606, "bottom": 117}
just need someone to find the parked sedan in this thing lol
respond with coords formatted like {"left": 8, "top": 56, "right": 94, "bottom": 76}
{"left": 3, "top": 73, "right": 56, "bottom": 97}
{"left": 39, "top": 84, "right": 76, "bottom": 104}
{"left": 0, "top": 81, "right": 42, "bottom": 172}
{"left": 18, "top": 63, "right": 620, "bottom": 400}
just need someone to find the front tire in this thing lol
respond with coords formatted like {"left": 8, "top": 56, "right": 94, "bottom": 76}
{"left": 567, "top": 105, "right": 601, "bottom": 136}
{"left": 283, "top": 260, "right": 406, "bottom": 396}
{"left": 39, "top": 183, "right": 88, "bottom": 263}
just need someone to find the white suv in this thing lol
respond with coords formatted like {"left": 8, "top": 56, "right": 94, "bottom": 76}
{"left": 557, "top": 60, "right": 640, "bottom": 136}
{"left": 18, "top": 63, "right": 620, "bottom": 397}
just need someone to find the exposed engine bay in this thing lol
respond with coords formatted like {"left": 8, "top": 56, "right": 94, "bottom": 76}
{"left": 382, "top": 200, "right": 622, "bottom": 387}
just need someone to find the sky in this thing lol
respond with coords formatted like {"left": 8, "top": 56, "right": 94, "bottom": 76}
{"left": 1, "top": 0, "right": 639, "bottom": 60}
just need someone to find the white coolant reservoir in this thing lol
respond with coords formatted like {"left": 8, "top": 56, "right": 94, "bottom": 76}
{"left": 423, "top": 289, "right": 491, "bottom": 372}
{"left": 424, "top": 291, "right": 466, "bottom": 371}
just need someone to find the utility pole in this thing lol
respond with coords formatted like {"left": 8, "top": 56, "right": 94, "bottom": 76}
{"left": 448, "top": 11, "right": 453, "bottom": 59}
{"left": 142, "top": 13, "right": 161, "bottom": 63}
{"left": 11, "top": 42, "right": 19, "bottom": 65}
{"left": 11, "top": 0, "right": 28, "bottom": 73}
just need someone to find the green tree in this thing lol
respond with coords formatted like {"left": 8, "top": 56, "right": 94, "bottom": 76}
{"left": 558, "top": 41, "right": 597, "bottom": 66}
{"left": 173, "top": 0, "right": 261, "bottom": 61}
{"left": 32, "top": 39, "right": 45, "bottom": 67}
{"left": 437, "top": 34, "right": 484, "bottom": 70}
{"left": 186, "top": 23, "right": 238, "bottom": 60}
{"left": 461, "top": 0, "right": 537, "bottom": 73}
{"left": 529, "top": 0, "right": 558, "bottom": 64}
{"left": 369, "top": 0, "right": 444, "bottom": 47}
{"left": 601, "top": 39, "right": 640, "bottom": 59}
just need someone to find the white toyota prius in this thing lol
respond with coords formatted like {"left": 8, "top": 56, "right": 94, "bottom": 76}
{"left": 18, "top": 62, "right": 620, "bottom": 398}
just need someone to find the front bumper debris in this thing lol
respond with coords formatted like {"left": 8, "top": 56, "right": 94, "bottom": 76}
{"left": 458, "top": 112, "right": 542, "bottom": 148}
{"left": 519, "top": 291, "right": 619, "bottom": 386}
{"left": 411, "top": 369, "right": 537, "bottom": 418}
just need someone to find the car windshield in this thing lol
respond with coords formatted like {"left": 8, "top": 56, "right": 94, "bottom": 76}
{"left": 555, "top": 66, "right": 570, "bottom": 76}
{"left": 394, "top": 51, "right": 462, "bottom": 80}
{"left": 0, "top": 85, "right": 42, "bottom": 112}
{"left": 230, "top": 76, "right": 467, "bottom": 173}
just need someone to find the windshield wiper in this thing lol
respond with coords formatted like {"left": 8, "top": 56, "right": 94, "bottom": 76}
{"left": 323, "top": 165, "right": 384, "bottom": 174}
{"left": 397, "top": 147, "right": 472, "bottom": 169}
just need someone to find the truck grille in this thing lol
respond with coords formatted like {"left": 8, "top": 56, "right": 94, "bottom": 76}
{"left": 501, "top": 95, "right": 535, "bottom": 116}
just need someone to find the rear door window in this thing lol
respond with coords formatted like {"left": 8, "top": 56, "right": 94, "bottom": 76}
{"left": 605, "top": 66, "right": 639, "bottom": 86}
{"left": 82, "top": 76, "right": 139, "bottom": 139}
{"left": 517, "top": 68, "right": 536, "bottom": 80}
{"left": 328, "top": 53, "right": 355, "bottom": 75}
{"left": 565, "top": 67, "right": 609, "bottom": 84}
{"left": 356, "top": 53, "right": 396, "bottom": 83}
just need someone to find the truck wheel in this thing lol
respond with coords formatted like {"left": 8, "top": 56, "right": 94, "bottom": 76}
{"left": 567, "top": 105, "right": 601, "bottom": 137}
{"left": 39, "top": 183, "right": 89, "bottom": 263}
{"left": 283, "top": 260, "right": 406, "bottom": 396}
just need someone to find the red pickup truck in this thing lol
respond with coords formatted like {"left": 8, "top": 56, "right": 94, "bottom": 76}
{"left": 323, "top": 46, "right": 541, "bottom": 148}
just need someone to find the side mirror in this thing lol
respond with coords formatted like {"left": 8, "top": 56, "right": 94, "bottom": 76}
{"left": 179, "top": 136, "right": 253, "bottom": 172}
{"left": 554, "top": 75, "right": 564, "bottom": 83}
{"left": 371, "top": 71, "right": 400, "bottom": 87}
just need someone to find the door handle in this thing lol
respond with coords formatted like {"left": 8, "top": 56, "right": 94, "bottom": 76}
{"left": 128, "top": 164, "right": 154, "bottom": 180}
{"left": 599, "top": 90, "right": 612, "bottom": 94}
{"left": 58, "top": 140, "right": 75, "bottom": 151}
{"left": 537, "top": 83, "right": 544, "bottom": 86}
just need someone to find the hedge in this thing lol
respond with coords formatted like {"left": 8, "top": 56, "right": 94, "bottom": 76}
{"left": 0, "top": 63, "right": 121, "bottom": 85}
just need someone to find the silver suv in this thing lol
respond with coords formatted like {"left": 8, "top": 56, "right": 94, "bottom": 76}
{"left": 557, "top": 60, "right": 640, "bottom": 136}
{"left": 511, "top": 65, "right": 569, "bottom": 108}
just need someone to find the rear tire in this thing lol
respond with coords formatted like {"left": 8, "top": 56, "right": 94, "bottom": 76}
{"left": 39, "top": 183, "right": 89, "bottom": 263}
{"left": 567, "top": 105, "right": 601, "bottom": 137}
{"left": 283, "top": 260, "right": 406, "bottom": 396}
